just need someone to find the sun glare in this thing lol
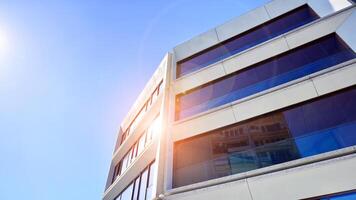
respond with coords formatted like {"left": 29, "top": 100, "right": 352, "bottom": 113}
{"left": 152, "top": 116, "right": 162, "bottom": 137}
{"left": 0, "top": 30, "right": 9, "bottom": 56}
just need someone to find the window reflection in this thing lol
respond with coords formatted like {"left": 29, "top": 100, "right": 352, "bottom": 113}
{"left": 310, "top": 190, "right": 356, "bottom": 200}
{"left": 176, "top": 5, "right": 319, "bottom": 78}
{"left": 175, "top": 34, "right": 356, "bottom": 120}
{"left": 174, "top": 87, "right": 356, "bottom": 188}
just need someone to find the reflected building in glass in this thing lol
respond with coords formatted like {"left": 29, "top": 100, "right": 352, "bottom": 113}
{"left": 103, "top": 1, "right": 356, "bottom": 200}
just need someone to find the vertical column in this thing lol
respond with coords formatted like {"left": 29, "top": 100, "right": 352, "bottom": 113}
{"left": 154, "top": 53, "right": 174, "bottom": 199}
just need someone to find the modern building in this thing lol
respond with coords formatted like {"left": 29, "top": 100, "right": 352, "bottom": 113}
{"left": 103, "top": 0, "right": 356, "bottom": 200}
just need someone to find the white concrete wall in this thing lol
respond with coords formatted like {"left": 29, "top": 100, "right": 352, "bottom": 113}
{"left": 248, "top": 152, "right": 356, "bottom": 200}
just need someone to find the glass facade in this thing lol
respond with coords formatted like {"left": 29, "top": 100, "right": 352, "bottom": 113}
{"left": 118, "top": 81, "right": 163, "bottom": 148}
{"left": 176, "top": 5, "right": 319, "bottom": 78}
{"left": 173, "top": 87, "right": 356, "bottom": 188}
{"left": 112, "top": 116, "right": 160, "bottom": 184}
{"left": 114, "top": 161, "right": 157, "bottom": 200}
{"left": 175, "top": 34, "right": 356, "bottom": 120}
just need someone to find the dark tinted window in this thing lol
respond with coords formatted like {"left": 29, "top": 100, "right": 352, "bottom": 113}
{"left": 177, "top": 5, "right": 319, "bottom": 78}
{"left": 309, "top": 190, "right": 356, "bottom": 200}
{"left": 175, "top": 34, "right": 356, "bottom": 120}
{"left": 173, "top": 87, "right": 356, "bottom": 188}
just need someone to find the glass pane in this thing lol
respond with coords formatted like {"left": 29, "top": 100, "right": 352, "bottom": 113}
{"left": 147, "top": 116, "right": 161, "bottom": 143}
{"left": 132, "top": 143, "right": 138, "bottom": 159}
{"left": 128, "top": 148, "right": 133, "bottom": 165}
{"left": 138, "top": 168, "right": 149, "bottom": 200}
{"left": 146, "top": 162, "right": 157, "bottom": 200}
{"left": 173, "top": 87, "right": 356, "bottom": 188}
{"left": 121, "top": 153, "right": 129, "bottom": 173}
{"left": 175, "top": 34, "right": 356, "bottom": 120}
{"left": 121, "top": 183, "right": 134, "bottom": 200}
{"left": 132, "top": 177, "right": 140, "bottom": 200}
{"left": 176, "top": 5, "right": 319, "bottom": 78}
{"left": 137, "top": 133, "right": 146, "bottom": 155}
{"left": 328, "top": 193, "right": 356, "bottom": 200}
{"left": 319, "top": 191, "right": 356, "bottom": 200}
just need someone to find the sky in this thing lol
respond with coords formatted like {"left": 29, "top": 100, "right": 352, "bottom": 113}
{"left": 0, "top": 1, "right": 269, "bottom": 199}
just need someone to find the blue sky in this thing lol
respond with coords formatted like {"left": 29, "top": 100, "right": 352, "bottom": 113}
{"left": 0, "top": 1, "right": 269, "bottom": 199}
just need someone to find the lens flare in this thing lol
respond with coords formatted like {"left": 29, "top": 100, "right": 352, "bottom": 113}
{"left": 152, "top": 116, "right": 162, "bottom": 137}
{"left": 0, "top": 29, "right": 9, "bottom": 57}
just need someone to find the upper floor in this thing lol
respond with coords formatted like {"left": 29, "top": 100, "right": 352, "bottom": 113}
{"left": 104, "top": 0, "right": 356, "bottom": 200}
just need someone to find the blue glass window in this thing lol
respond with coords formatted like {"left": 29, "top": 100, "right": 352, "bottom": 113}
{"left": 175, "top": 34, "right": 356, "bottom": 120}
{"left": 321, "top": 192, "right": 356, "bottom": 200}
{"left": 173, "top": 87, "right": 356, "bottom": 188}
{"left": 311, "top": 191, "right": 356, "bottom": 200}
{"left": 176, "top": 5, "right": 319, "bottom": 78}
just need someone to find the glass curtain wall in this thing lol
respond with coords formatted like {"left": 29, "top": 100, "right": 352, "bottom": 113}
{"left": 174, "top": 87, "right": 356, "bottom": 187}
{"left": 177, "top": 5, "right": 319, "bottom": 78}
{"left": 175, "top": 34, "right": 356, "bottom": 120}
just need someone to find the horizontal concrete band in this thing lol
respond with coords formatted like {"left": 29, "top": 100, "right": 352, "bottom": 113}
{"left": 172, "top": 60, "right": 356, "bottom": 142}
{"left": 173, "top": 0, "right": 354, "bottom": 62}
{"left": 164, "top": 147, "right": 356, "bottom": 197}
{"left": 174, "top": 6, "right": 355, "bottom": 94}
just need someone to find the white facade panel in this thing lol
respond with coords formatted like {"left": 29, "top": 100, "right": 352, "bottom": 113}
{"left": 308, "top": 0, "right": 352, "bottom": 17}
{"left": 337, "top": 8, "right": 356, "bottom": 52}
{"left": 312, "top": 62, "right": 356, "bottom": 95}
{"left": 232, "top": 80, "right": 318, "bottom": 122}
{"left": 216, "top": 6, "right": 270, "bottom": 42}
{"left": 222, "top": 37, "right": 289, "bottom": 74}
{"left": 165, "top": 179, "right": 252, "bottom": 200}
{"left": 172, "top": 106, "right": 236, "bottom": 142}
{"left": 284, "top": 8, "right": 353, "bottom": 49}
{"left": 174, "top": 63, "right": 226, "bottom": 94}
{"left": 247, "top": 154, "right": 356, "bottom": 200}
{"left": 173, "top": 30, "right": 219, "bottom": 62}
{"left": 265, "top": 0, "right": 307, "bottom": 18}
